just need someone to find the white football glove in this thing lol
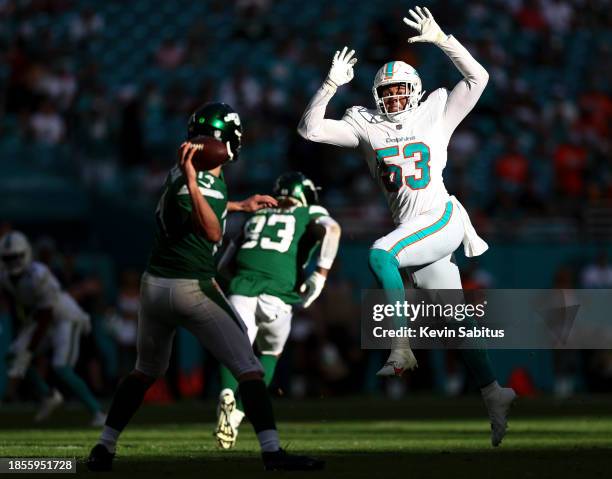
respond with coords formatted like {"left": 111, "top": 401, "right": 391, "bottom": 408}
{"left": 403, "top": 6, "right": 448, "bottom": 46}
{"left": 299, "top": 271, "right": 327, "bottom": 309}
{"left": 8, "top": 350, "right": 32, "bottom": 379}
{"left": 324, "top": 46, "right": 358, "bottom": 91}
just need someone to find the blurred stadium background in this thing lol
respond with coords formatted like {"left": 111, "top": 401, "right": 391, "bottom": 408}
{"left": 0, "top": 0, "right": 611, "bottom": 407}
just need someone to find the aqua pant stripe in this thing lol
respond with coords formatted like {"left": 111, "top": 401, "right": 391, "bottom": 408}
{"left": 389, "top": 201, "right": 453, "bottom": 257}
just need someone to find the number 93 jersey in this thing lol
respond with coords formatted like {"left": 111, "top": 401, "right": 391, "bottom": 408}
{"left": 230, "top": 205, "right": 329, "bottom": 304}
{"left": 343, "top": 89, "right": 452, "bottom": 225}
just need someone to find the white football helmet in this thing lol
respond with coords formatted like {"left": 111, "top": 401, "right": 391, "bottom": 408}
{"left": 0, "top": 231, "right": 33, "bottom": 276}
{"left": 373, "top": 61, "right": 424, "bottom": 122}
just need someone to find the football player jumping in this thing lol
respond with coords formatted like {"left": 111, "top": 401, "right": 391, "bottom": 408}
{"left": 87, "top": 103, "right": 324, "bottom": 471}
{"left": 298, "top": 7, "right": 516, "bottom": 447}
{"left": 0, "top": 231, "right": 105, "bottom": 426}
{"left": 215, "top": 171, "right": 341, "bottom": 449}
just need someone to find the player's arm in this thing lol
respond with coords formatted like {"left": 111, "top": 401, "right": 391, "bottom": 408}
{"left": 297, "top": 47, "right": 360, "bottom": 148}
{"left": 26, "top": 308, "right": 53, "bottom": 353}
{"left": 5, "top": 309, "right": 52, "bottom": 389}
{"left": 298, "top": 215, "right": 342, "bottom": 308}
{"left": 179, "top": 143, "right": 223, "bottom": 242}
{"left": 228, "top": 195, "right": 277, "bottom": 213}
{"left": 7, "top": 269, "right": 57, "bottom": 380}
{"left": 404, "top": 7, "right": 489, "bottom": 136}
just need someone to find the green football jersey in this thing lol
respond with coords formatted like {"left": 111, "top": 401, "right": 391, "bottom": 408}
{"left": 229, "top": 204, "right": 330, "bottom": 304}
{"left": 147, "top": 167, "right": 227, "bottom": 280}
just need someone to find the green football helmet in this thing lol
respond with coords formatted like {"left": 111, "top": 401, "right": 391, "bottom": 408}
{"left": 187, "top": 102, "right": 242, "bottom": 161}
{"left": 273, "top": 172, "right": 320, "bottom": 206}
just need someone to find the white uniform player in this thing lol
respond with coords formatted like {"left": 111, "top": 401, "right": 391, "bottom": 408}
{"left": 3, "top": 262, "right": 91, "bottom": 369}
{"left": 298, "top": 6, "right": 516, "bottom": 447}
{"left": 0, "top": 231, "right": 104, "bottom": 425}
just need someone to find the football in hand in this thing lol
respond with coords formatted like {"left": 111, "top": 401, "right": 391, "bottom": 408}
{"left": 188, "top": 135, "right": 229, "bottom": 171}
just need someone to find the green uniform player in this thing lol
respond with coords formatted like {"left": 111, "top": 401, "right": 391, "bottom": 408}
{"left": 148, "top": 167, "right": 228, "bottom": 280}
{"left": 229, "top": 202, "right": 331, "bottom": 304}
{"left": 216, "top": 172, "right": 341, "bottom": 449}
{"left": 88, "top": 103, "right": 324, "bottom": 472}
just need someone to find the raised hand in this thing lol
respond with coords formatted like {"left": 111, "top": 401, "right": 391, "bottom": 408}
{"left": 178, "top": 142, "right": 198, "bottom": 184}
{"left": 403, "top": 6, "right": 447, "bottom": 46}
{"left": 325, "top": 46, "right": 358, "bottom": 89}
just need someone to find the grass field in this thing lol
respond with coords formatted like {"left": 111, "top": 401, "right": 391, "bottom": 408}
{"left": 1, "top": 396, "right": 611, "bottom": 478}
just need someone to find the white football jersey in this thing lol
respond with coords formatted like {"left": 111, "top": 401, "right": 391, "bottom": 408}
{"left": 298, "top": 35, "right": 489, "bottom": 227}
{"left": 0, "top": 261, "right": 88, "bottom": 325}
{"left": 343, "top": 88, "right": 451, "bottom": 224}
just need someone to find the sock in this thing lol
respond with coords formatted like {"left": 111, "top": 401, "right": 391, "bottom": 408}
{"left": 368, "top": 248, "right": 406, "bottom": 331}
{"left": 260, "top": 355, "right": 278, "bottom": 387}
{"left": 460, "top": 349, "right": 496, "bottom": 389}
{"left": 447, "top": 312, "right": 496, "bottom": 388}
{"left": 98, "top": 426, "right": 120, "bottom": 454}
{"left": 257, "top": 429, "right": 280, "bottom": 453}
{"left": 238, "top": 378, "right": 277, "bottom": 444}
{"left": 219, "top": 365, "right": 239, "bottom": 393}
{"left": 220, "top": 365, "right": 244, "bottom": 410}
{"left": 223, "top": 357, "right": 279, "bottom": 412}
{"left": 105, "top": 373, "right": 151, "bottom": 432}
{"left": 53, "top": 366, "right": 101, "bottom": 413}
{"left": 25, "top": 368, "right": 50, "bottom": 399}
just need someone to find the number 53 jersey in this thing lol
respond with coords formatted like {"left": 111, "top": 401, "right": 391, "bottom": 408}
{"left": 343, "top": 89, "right": 454, "bottom": 226}
{"left": 230, "top": 205, "right": 329, "bottom": 304}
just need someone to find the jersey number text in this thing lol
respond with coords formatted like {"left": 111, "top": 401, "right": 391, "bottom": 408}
{"left": 375, "top": 142, "right": 431, "bottom": 192}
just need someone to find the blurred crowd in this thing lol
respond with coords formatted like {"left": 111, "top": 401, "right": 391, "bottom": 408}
{"left": 0, "top": 0, "right": 610, "bottom": 240}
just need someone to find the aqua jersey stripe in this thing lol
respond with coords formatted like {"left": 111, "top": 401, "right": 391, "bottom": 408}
{"left": 389, "top": 201, "right": 453, "bottom": 257}
{"left": 385, "top": 61, "right": 395, "bottom": 79}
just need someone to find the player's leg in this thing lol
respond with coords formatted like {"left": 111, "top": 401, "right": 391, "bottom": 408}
{"left": 4, "top": 324, "right": 37, "bottom": 400}
{"left": 216, "top": 294, "right": 291, "bottom": 448}
{"left": 219, "top": 295, "right": 258, "bottom": 394}
{"left": 216, "top": 294, "right": 258, "bottom": 448}
{"left": 50, "top": 320, "right": 104, "bottom": 424}
{"left": 87, "top": 275, "right": 176, "bottom": 471}
{"left": 413, "top": 256, "right": 516, "bottom": 446}
{"left": 183, "top": 279, "right": 323, "bottom": 470}
{"left": 9, "top": 326, "right": 65, "bottom": 420}
{"left": 368, "top": 247, "right": 414, "bottom": 374}
{"left": 371, "top": 200, "right": 463, "bottom": 375}
{"left": 255, "top": 294, "right": 293, "bottom": 387}
{"left": 23, "top": 365, "right": 65, "bottom": 423}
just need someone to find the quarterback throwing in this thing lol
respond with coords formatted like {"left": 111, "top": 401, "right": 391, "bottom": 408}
{"left": 298, "top": 6, "right": 516, "bottom": 447}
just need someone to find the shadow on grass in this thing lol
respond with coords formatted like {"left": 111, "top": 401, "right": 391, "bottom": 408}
{"left": 74, "top": 449, "right": 611, "bottom": 479}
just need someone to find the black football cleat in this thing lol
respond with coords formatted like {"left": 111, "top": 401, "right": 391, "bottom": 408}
{"left": 262, "top": 448, "right": 325, "bottom": 471}
{"left": 86, "top": 444, "right": 115, "bottom": 472}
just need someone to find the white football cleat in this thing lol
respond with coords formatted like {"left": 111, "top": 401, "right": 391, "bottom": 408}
{"left": 484, "top": 386, "right": 517, "bottom": 447}
{"left": 34, "top": 389, "right": 64, "bottom": 422}
{"left": 376, "top": 348, "right": 418, "bottom": 377}
{"left": 90, "top": 411, "right": 107, "bottom": 428}
{"left": 214, "top": 388, "right": 243, "bottom": 449}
